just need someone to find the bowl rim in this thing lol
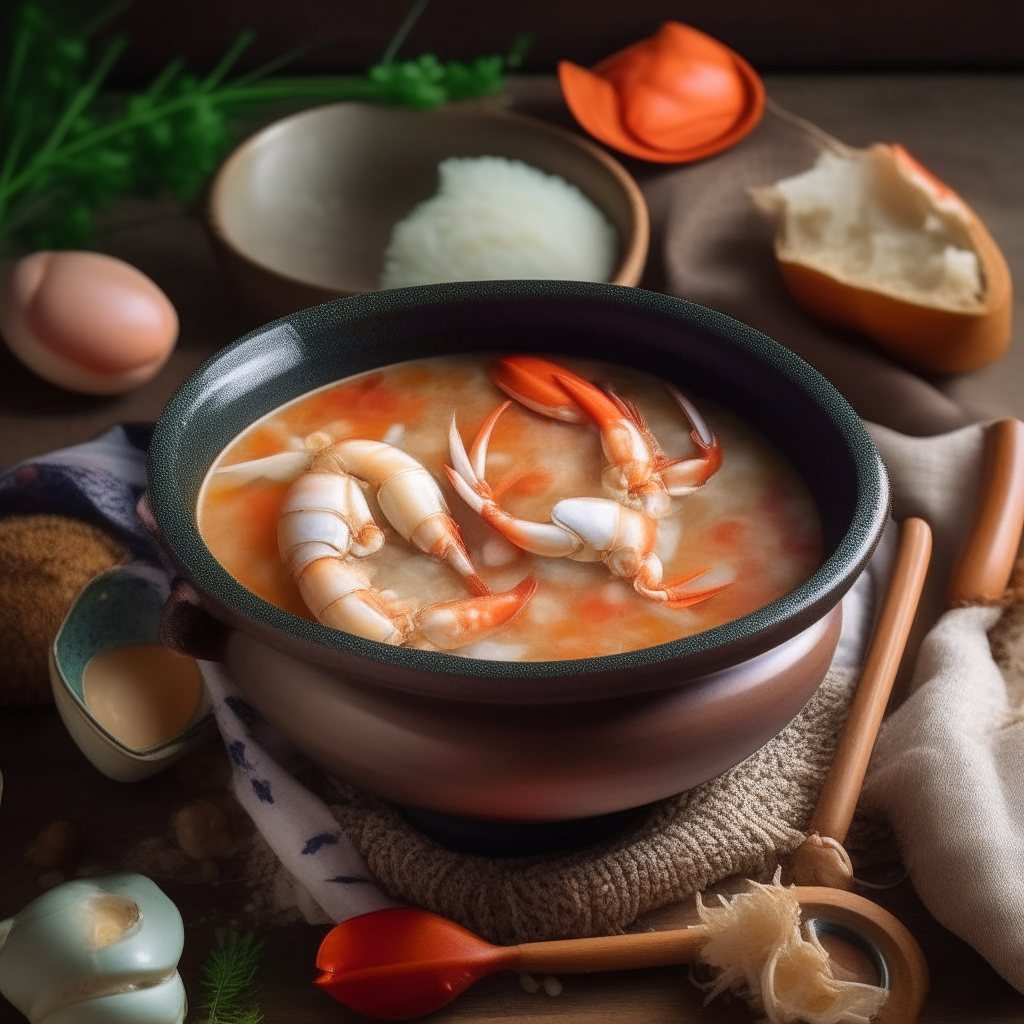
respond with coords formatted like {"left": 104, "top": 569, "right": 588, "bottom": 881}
{"left": 148, "top": 281, "right": 889, "bottom": 689}
{"left": 206, "top": 103, "right": 650, "bottom": 296}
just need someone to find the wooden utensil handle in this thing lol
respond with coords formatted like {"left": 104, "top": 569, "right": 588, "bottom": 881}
{"left": 513, "top": 926, "right": 710, "bottom": 974}
{"left": 808, "top": 516, "right": 932, "bottom": 843}
{"left": 947, "top": 418, "right": 1024, "bottom": 606}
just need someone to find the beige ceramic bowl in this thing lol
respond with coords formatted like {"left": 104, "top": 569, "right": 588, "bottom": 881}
{"left": 207, "top": 103, "right": 649, "bottom": 322}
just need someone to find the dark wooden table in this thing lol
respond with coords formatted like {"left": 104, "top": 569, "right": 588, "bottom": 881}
{"left": 2, "top": 74, "right": 1024, "bottom": 1022}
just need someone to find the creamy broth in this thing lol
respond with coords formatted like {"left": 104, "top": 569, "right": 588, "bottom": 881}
{"left": 83, "top": 644, "right": 202, "bottom": 750}
{"left": 197, "top": 355, "right": 821, "bottom": 660}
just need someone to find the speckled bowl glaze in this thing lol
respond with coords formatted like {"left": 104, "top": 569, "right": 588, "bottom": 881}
{"left": 148, "top": 282, "right": 888, "bottom": 820}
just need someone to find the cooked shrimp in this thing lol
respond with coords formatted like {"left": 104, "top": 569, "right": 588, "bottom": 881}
{"left": 222, "top": 434, "right": 490, "bottom": 597}
{"left": 292, "top": 557, "right": 537, "bottom": 651}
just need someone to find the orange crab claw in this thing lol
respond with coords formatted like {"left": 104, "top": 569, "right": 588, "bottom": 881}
{"left": 660, "top": 385, "right": 723, "bottom": 494}
{"left": 663, "top": 580, "right": 732, "bottom": 609}
{"left": 413, "top": 576, "right": 539, "bottom": 651}
{"left": 551, "top": 370, "right": 638, "bottom": 434}
{"left": 633, "top": 565, "right": 732, "bottom": 607}
{"left": 489, "top": 356, "right": 589, "bottom": 423}
{"left": 552, "top": 371, "right": 657, "bottom": 496}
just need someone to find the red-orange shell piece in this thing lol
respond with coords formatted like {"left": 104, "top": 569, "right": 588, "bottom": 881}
{"left": 559, "top": 22, "right": 765, "bottom": 164}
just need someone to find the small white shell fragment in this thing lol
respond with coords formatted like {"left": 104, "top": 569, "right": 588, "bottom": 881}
{"left": 542, "top": 976, "right": 563, "bottom": 996}
{"left": 381, "top": 423, "right": 405, "bottom": 446}
{"left": 518, "top": 973, "right": 541, "bottom": 994}
{"left": 481, "top": 537, "right": 519, "bottom": 567}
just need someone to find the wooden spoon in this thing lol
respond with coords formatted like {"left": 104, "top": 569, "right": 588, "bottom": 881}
{"left": 947, "top": 418, "right": 1024, "bottom": 606}
{"left": 787, "top": 417, "right": 1024, "bottom": 890}
{"left": 785, "top": 515, "right": 932, "bottom": 889}
{"left": 314, "top": 887, "right": 926, "bottom": 1021}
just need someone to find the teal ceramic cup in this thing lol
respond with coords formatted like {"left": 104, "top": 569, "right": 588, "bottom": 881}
{"left": 50, "top": 565, "right": 214, "bottom": 782}
{"left": 145, "top": 282, "right": 888, "bottom": 820}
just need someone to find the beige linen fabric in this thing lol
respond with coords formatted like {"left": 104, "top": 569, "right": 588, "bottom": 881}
{"left": 863, "top": 604, "right": 1024, "bottom": 993}
{"left": 859, "top": 421, "right": 1024, "bottom": 993}
{"left": 866, "top": 422, "right": 986, "bottom": 695}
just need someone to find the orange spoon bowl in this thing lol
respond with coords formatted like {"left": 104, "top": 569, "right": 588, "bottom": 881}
{"left": 559, "top": 22, "right": 765, "bottom": 164}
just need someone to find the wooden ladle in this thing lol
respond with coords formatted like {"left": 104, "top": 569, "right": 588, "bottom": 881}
{"left": 315, "top": 887, "right": 927, "bottom": 1021}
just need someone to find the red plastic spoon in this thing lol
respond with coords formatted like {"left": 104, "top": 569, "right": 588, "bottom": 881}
{"left": 315, "top": 888, "right": 927, "bottom": 1021}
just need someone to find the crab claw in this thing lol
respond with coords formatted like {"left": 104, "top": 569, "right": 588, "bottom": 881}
{"left": 489, "top": 355, "right": 589, "bottom": 423}
{"left": 446, "top": 407, "right": 580, "bottom": 558}
{"left": 412, "top": 576, "right": 539, "bottom": 651}
{"left": 633, "top": 562, "right": 731, "bottom": 608}
{"left": 660, "top": 385, "right": 723, "bottom": 495}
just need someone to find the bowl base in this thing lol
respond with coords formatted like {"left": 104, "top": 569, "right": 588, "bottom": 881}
{"left": 396, "top": 801, "right": 660, "bottom": 857}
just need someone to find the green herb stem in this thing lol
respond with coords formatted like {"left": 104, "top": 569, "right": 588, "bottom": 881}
{"left": 0, "top": 14, "right": 34, "bottom": 133}
{"left": 143, "top": 57, "right": 187, "bottom": 101}
{"left": 30, "top": 33, "right": 127, "bottom": 169}
{"left": 0, "top": 74, "right": 391, "bottom": 208}
{"left": 0, "top": 0, "right": 516, "bottom": 249}
{"left": 381, "top": 0, "right": 432, "bottom": 65}
{"left": 199, "top": 28, "right": 255, "bottom": 92}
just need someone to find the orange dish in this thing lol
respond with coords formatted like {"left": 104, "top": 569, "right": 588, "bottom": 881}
{"left": 558, "top": 22, "right": 765, "bottom": 164}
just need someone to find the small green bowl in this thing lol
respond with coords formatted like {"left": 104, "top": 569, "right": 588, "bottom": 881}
{"left": 50, "top": 566, "right": 214, "bottom": 782}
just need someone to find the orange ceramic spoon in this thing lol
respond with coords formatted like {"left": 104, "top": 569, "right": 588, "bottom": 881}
{"left": 559, "top": 22, "right": 765, "bottom": 163}
{"left": 315, "top": 891, "right": 927, "bottom": 1022}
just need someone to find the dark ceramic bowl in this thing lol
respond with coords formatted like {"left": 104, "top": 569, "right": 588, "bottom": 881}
{"left": 148, "top": 281, "right": 888, "bottom": 820}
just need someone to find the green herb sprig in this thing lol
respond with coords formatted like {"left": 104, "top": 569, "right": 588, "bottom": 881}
{"left": 197, "top": 931, "right": 266, "bottom": 1024}
{"left": 0, "top": 1, "right": 528, "bottom": 250}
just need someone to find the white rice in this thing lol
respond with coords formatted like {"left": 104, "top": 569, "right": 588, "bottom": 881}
{"left": 379, "top": 156, "right": 619, "bottom": 288}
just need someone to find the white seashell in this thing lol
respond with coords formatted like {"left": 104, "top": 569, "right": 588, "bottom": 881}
{"left": 0, "top": 874, "right": 185, "bottom": 1024}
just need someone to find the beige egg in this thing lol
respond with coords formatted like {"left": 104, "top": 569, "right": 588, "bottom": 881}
{"left": 0, "top": 251, "right": 179, "bottom": 394}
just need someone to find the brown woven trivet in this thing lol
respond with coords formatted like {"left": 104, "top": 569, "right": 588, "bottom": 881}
{"left": 328, "top": 666, "right": 860, "bottom": 944}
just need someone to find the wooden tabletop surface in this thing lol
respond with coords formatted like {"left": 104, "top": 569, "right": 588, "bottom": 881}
{"left": 2, "top": 74, "right": 1024, "bottom": 1022}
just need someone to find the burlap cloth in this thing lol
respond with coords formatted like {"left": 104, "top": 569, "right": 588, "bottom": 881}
{"left": 303, "top": 100, "right": 1011, "bottom": 946}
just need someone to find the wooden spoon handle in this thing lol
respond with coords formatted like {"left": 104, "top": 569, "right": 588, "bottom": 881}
{"left": 511, "top": 887, "right": 927, "bottom": 1024}
{"left": 513, "top": 926, "right": 710, "bottom": 974}
{"left": 808, "top": 516, "right": 932, "bottom": 844}
{"left": 947, "top": 418, "right": 1024, "bottom": 606}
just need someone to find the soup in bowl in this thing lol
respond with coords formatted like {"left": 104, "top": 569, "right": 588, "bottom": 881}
{"left": 148, "top": 282, "right": 888, "bottom": 820}
{"left": 198, "top": 353, "right": 822, "bottom": 662}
